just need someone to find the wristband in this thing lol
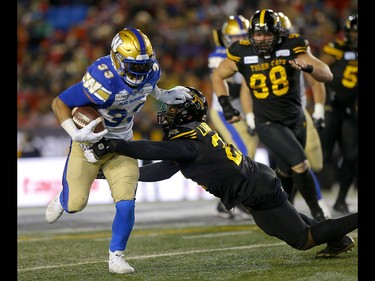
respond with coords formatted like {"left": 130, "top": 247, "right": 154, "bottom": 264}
{"left": 61, "top": 118, "right": 78, "bottom": 138}
{"left": 217, "top": 95, "right": 231, "bottom": 107}
{"left": 301, "top": 64, "right": 313, "bottom": 73}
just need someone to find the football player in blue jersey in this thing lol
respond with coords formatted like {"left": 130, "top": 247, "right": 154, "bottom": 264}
{"left": 86, "top": 86, "right": 357, "bottom": 258}
{"left": 317, "top": 14, "right": 358, "bottom": 215}
{"left": 211, "top": 9, "right": 333, "bottom": 222}
{"left": 208, "top": 15, "right": 257, "bottom": 220}
{"left": 44, "top": 27, "right": 192, "bottom": 274}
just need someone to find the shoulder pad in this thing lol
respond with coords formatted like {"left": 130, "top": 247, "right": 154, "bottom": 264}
{"left": 238, "top": 39, "right": 251, "bottom": 45}
{"left": 166, "top": 122, "right": 197, "bottom": 140}
{"left": 83, "top": 57, "right": 117, "bottom": 103}
{"left": 287, "top": 33, "right": 301, "bottom": 39}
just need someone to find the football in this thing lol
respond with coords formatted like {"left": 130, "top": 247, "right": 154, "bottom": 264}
{"left": 71, "top": 106, "right": 106, "bottom": 133}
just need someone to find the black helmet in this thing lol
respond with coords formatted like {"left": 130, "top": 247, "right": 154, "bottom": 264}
{"left": 157, "top": 87, "right": 208, "bottom": 130}
{"left": 345, "top": 14, "right": 358, "bottom": 51}
{"left": 248, "top": 9, "right": 281, "bottom": 55}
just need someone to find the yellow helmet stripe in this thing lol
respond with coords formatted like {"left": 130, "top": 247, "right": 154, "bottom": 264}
{"left": 259, "top": 9, "right": 267, "bottom": 26}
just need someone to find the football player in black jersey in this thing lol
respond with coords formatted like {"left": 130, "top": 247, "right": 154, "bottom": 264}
{"left": 211, "top": 9, "right": 333, "bottom": 222}
{"left": 317, "top": 14, "right": 358, "bottom": 215}
{"left": 86, "top": 86, "right": 356, "bottom": 258}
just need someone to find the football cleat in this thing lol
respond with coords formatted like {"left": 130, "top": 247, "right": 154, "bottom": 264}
{"left": 235, "top": 203, "right": 253, "bottom": 220}
{"left": 311, "top": 209, "right": 328, "bottom": 222}
{"left": 108, "top": 250, "right": 134, "bottom": 274}
{"left": 217, "top": 201, "right": 235, "bottom": 219}
{"left": 45, "top": 192, "right": 64, "bottom": 223}
{"left": 316, "top": 235, "right": 355, "bottom": 258}
{"left": 333, "top": 202, "right": 351, "bottom": 215}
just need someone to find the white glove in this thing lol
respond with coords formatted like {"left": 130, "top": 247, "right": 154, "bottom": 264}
{"left": 312, "top": 103, "right": 324, "bottom": 120}
{"left": 84, "top": 149, "right": 99, "bottom": 163}
{"left": 245, "top": 112, "right": 256, "bottom": 136}
{"left": 312, "top": 103, "right": 325, "bottom": 128}
{"left": 61, "top": 117, "right": 108, "bottom": 143}
{"left": 159, "top": 86, "right": 192, "bottom": 105}
{"left": 79, "top": 144, "right": 99, "bottom": 163}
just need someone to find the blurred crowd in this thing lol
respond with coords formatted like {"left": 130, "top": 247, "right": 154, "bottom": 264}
{"left": 17, "top": 0, "right": 357, "bottom": 141}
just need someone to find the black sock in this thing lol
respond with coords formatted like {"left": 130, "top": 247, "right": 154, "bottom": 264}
{"left": 309, "top": 213, "right": 358, "bottom": 245}
{"left": 292, "top": 169, "right": 322, "bottom": 213}
{"left": 336, "top": 160, "right": 356, "bottom": 204}
{"left": 276, "top": 169, "right": 294, "bottom": 202}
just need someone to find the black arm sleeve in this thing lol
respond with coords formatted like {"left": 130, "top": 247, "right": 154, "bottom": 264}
{"left": 110, "top": 139, "right": 198, "bottom": 161}
{"left": 139, "top": 160, "right": 180, "bottom": 182}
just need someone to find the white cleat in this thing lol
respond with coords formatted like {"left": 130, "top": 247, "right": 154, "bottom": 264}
{"left": 108, "top": 250, "right": 134, "bottom": 274}
{"left": 45, "top": 192, "right": 64, "bottom": 223}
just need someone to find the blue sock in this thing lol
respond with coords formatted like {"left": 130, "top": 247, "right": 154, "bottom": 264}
{"left": 310, "top": 170, "right": 322, "bottom": 200}
{"left": 109, "top": 200, "right": 135, "bottom": 252}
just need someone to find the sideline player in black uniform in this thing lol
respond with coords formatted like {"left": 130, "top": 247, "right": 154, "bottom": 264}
{"left": 86, "top": 87, "right": 356, "bottom": 258}
{"left": 317, "top": 14, "right": 358, "bottom": 214}
{"left": 208, "top": 15, "right": 256, "bottom": 220}
{"left": 211, "top": 9, "right": 333, "bottom": 221}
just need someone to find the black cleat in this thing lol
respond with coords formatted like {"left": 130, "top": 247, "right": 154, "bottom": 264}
{"left": 312, "top": 210, "right": 328, "bottom": 222}
{"left": 316, "top": 235, "right": 355, "bottom": 258}
{"left": 217, "top": 202, "right": 235, "bottom": 219}
{"left": 333, "top": 202, "right": 351, "bottom": 214}
{"left": 235, "top": 203, "right": 253, "bottom": 220}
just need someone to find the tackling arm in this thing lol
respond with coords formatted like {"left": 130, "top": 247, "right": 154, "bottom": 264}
{"left": 139, "top": 160, "right": 181, "bottom": 182}
{"left": 91, "top": 138, "right": 198, "bottom": 161}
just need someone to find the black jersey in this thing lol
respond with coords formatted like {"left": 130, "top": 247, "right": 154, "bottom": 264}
{"left": 322, "top": 39, "right": 358, "bottom": 109}
{"left": 111, "top": 121, "right": 258, "bottom": 209}
{"left": 227, "top": 34, "right": 308, "bottom": 125}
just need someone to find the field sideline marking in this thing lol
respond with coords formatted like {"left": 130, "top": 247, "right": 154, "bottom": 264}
{"left": 17, "top": 241, "right": 285, "bottom": 272}
{"left": 182, "top": 230, "right": 253, "bottom": 238}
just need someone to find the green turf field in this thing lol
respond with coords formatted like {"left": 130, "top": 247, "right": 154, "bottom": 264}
{"left": 18, "top": 223, "right": 358, "bottom": 281}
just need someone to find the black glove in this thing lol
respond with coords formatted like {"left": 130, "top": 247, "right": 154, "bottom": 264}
{"left": 313, "top": 118, "right": 326, "bottom": 129}
{"left": 91, "top": 138, "right": 112, "bottom": 158}
{"left": 247, "top": 126, "right": 256, "bottom": 136}
{"left": 218, "top": 96, "right": 240, "bottom": 121}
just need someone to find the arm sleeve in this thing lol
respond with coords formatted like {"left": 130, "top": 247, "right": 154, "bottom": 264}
{"left": 139, "top": 160, "right": 180, "bottom": 182}
{"left": 110, "top": 138, "right": 198, "bottom": 161}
